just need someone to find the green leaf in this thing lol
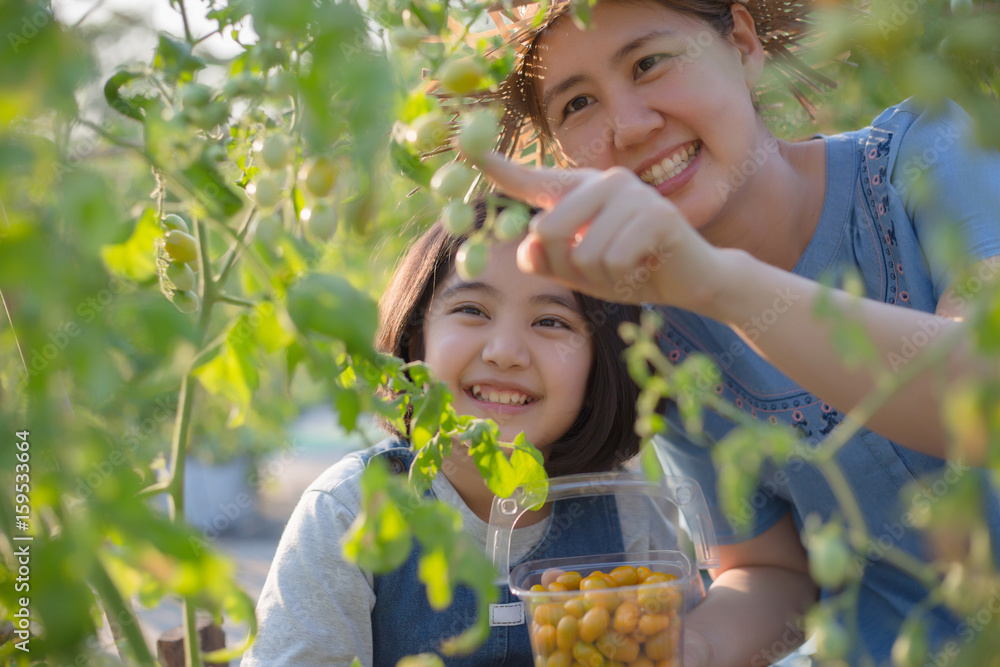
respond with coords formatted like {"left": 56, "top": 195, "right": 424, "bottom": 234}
{"left": 342, "top": 460, "right": 414, "bottom": 573}
{"left": 179, "top": 158, "right": 245, "bottom": 220}
{"left": 103, "top": 71, "right": 150, "bottom": 121}
{"left": 336, "top": 389, "right": 361, "bottom": 432}
{"left": 411, "top": 383, "right": 447, "bottom": 450}
{"left": 154, "top": 34, "right": 207, "bottom": 81}
{"left": 418, "top": 546, "right": 453, "bottom": 610}
{"left": 100, "top": 207, "right": 160, "bottom": 280}
{"left": 390, "top": 137, "right": 434, "bottom": 187}
{"left": 193, "top": 337, "right": 259, "bottom": 427}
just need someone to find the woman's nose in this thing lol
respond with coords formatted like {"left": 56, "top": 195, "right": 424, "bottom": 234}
{"left": 609, "top": 92, "right": 664, "bottom": 152}
{"left": 481, "top": 326, "right": 530, "bottom": 369}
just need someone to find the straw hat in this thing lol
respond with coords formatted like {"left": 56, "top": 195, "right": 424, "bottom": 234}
{"left": 429, "top": 0, "right": 836, "bottom": 164}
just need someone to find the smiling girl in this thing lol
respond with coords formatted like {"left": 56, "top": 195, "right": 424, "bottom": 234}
{"left": 242, "top": 201, "right": 647, "bottom": 666}
{"left": 469, "top": 0, "right": 1000, "bottom": 665}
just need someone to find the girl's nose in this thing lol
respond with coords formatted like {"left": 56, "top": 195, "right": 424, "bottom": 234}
{"left": 609, "top": 92, "right": 664, "bottom": 152}
{"left": 481, "top": 327, "right": 530, "bottom": 369}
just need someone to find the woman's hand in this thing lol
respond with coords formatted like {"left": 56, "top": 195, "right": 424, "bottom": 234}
{"left": 476, "top": 152, "right": 728, "bottom": 309}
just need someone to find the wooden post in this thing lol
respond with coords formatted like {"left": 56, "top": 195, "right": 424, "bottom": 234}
{"left": 156, "top": 617, "right": 228, "bottom": 667}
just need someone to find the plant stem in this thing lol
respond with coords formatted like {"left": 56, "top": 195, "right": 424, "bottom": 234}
{"left": 164, "top": 218, "right": 217, "bottom": 667}
{"left": 215, "top": 206, "right": 256, "bottom": 286}
{"left": 90, "top": 559, "right": 156, "bottom": 666}
{"left": 217, "top": 293, "right": 257, "bottom": 308}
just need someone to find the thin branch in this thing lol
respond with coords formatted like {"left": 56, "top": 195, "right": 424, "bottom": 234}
{"left": 90, "top": 559, "right": 157, "bottom": 666}
{"left": 215, "top": 205, "right": 257, "bottom": 286}
{"left": 217, "top": 293, "right": 257, "bottom": 308}
{"left": 176, "top": 0, "right": 194, "bottom": 43}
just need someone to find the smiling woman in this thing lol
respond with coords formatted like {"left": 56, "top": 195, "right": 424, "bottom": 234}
{"left": 463, "top": 1, "right": 1000, "bottom": 666}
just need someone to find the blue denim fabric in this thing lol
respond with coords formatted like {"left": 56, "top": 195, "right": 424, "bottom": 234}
{"left": 358, "top": 440, "right": 625, "bottom": 666}
{"left": 653, "top": 99, "right": 1000, "bottom": 665}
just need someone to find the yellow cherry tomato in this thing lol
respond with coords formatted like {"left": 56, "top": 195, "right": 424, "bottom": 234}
{"left": 541, "top": 568, "right": 566, "bottom": 588}
{"left": 572, "top": 640, "right": 606, "bottom": 667}
{"left": 546, "top": 650, "right": 573, "bottom": 667}
{"left": 596, "top": 630, "right": 640, "bottom": 662}
{"left": 612, "top": 600, "right": 640, "bottom": 634}
{"left": 563, "top": 596, "right": 593, "bottom": 618}
{"left": 556, "top": 571, "right": 583, "bottom": 590}
{"left": 533, "top": 624, "right": 558, "bottom": 656}
{"left": 609, "top": 566, "right": 638, "bottom": 587}
{"left": 548, "top": 582, "right": 570, "bottom": 593}
{"left": 635, "top": 566, "right": 653, "bottom": 583}
{"left": 534, "top": 603, "right": 566, "bottom": 627}
{"left": 638, "top": 614, "right": 671, "bottom": 636}
{"left": 578, "top": 606, "right": 611, "bottom": 643}
{"left": 556, "top": 615, "right": 578, "bottom": 651}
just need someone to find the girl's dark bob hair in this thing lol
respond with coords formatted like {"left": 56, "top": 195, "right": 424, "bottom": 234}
{"left": 376, "top": 198, "right": 641, "bottom": 476}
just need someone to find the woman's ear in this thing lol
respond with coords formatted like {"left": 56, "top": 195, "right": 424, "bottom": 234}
{"left": 729, "top": 3, "right": 765, "bottom": 90}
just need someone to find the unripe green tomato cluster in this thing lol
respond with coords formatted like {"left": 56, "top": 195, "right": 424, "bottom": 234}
{"left": 159, "top": 215, "right": 201, "bottom": 314}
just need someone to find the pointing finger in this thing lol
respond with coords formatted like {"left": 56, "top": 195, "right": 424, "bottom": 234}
{"left": 475, "top": 151, "right": 588, "bottom": 210}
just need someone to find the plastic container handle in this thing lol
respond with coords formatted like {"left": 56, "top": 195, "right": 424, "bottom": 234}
{"left": 486, "top": 472, "right": 720, "bottom": 580}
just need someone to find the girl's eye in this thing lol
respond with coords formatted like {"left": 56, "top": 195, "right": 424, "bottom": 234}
{"left": 563, "top": 95, "right": 591, "bottom": 116}
{"left": 635, "top": 54, "right": 663, "bottom": 76}
{"left": 536, "top": 317, "right": 571, "bottom": 329}
{"left": 453, "top": 304, "right": 485, "bottom": 317}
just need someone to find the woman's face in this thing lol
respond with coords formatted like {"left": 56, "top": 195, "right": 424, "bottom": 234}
{"left": 533, "top": 0, "right": 765, "bottom": 231}
{"left": 421, "top": 241, "right": 593, "bottom": 452}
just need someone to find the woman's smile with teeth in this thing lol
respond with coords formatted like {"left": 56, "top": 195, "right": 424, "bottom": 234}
{"left": 471, "top": 384, "right": 533, "bottom": 406}
{"left": 640, "top": 141, "right": 701, "bottom": 186}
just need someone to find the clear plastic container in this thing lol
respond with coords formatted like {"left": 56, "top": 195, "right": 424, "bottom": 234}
{"left": 487, "top": 472, "right": 719, "bottom": 667}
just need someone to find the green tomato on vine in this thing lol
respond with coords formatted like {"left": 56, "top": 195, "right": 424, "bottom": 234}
{"left": 253, "top": 174, "right": 284, "bottom": 209}
{"left": 305, "top": 202, "right": 338, "bottom": 241}
{"left": 261, "top": 135, "right": 295, "bottom": 170}
{"left": 493, "top": 205, "right": 530, "bottom": 241}
{"left": 438, "top": 58, "right": 486, "bottom": 95}
{"left": 162, "top": 214, "right": 189, "bottom": 233}
{"left": 171, "top": 290, "right": 201, "bottom": 314}
{"left": 166, "top": 262, "right": 197, "bottom": 292}
{"left": 441, "top": 201, "right": 474, "bottom": 235}
{"left": 430, "top": 163, "right": 476, "bottom": 199}
{"left": 303, "top": 157, "right": 339, "bottom": 197}
{"left": 458, "top": 109, "right": 499, "bottom": 159}
{"left": 456, "top": 239, "right": 488, "bottom": 280}
{"left": 163, "top": 230, "right": 199, "bottom": 264}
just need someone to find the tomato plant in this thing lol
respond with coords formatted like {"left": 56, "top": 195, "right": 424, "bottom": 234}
{"left": 1, "top": 0, "right": 999, "bottom": 666}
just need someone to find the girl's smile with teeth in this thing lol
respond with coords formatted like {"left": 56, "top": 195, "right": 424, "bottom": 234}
{"left": 469, "top": 384, "right": 535, "bottom": 406}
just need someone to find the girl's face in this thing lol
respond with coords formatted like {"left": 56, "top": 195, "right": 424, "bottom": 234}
{"left": 422, "top": 242, "right": 593, "bottom": 451}
{"left": 534, "top": 0, "right": 765, "bottom": 232}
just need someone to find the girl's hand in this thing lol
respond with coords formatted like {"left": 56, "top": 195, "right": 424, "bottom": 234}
{"left": 476, "top": 152, "right": 728, "bottom": 309}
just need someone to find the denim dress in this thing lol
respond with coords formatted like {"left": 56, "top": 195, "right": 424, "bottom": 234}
{"left": 357, "top": 440, "right": 625, "bottom": 666}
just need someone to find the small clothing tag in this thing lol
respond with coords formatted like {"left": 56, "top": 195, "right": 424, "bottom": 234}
{"left": 489, "top": 602, "right": 525, "bottom": 627}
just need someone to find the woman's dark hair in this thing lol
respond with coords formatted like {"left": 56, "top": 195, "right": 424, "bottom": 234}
{"left": 376, "top": 198, "right": 641, "bottom": 476}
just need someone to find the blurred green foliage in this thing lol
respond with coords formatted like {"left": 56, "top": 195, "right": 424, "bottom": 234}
{"left": 0, "top": 0, "right": 998, "bottom": 665}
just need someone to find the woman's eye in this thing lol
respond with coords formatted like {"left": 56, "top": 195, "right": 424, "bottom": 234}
{"left": 635, "top": 54, "right": 663, "bottom": 76}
